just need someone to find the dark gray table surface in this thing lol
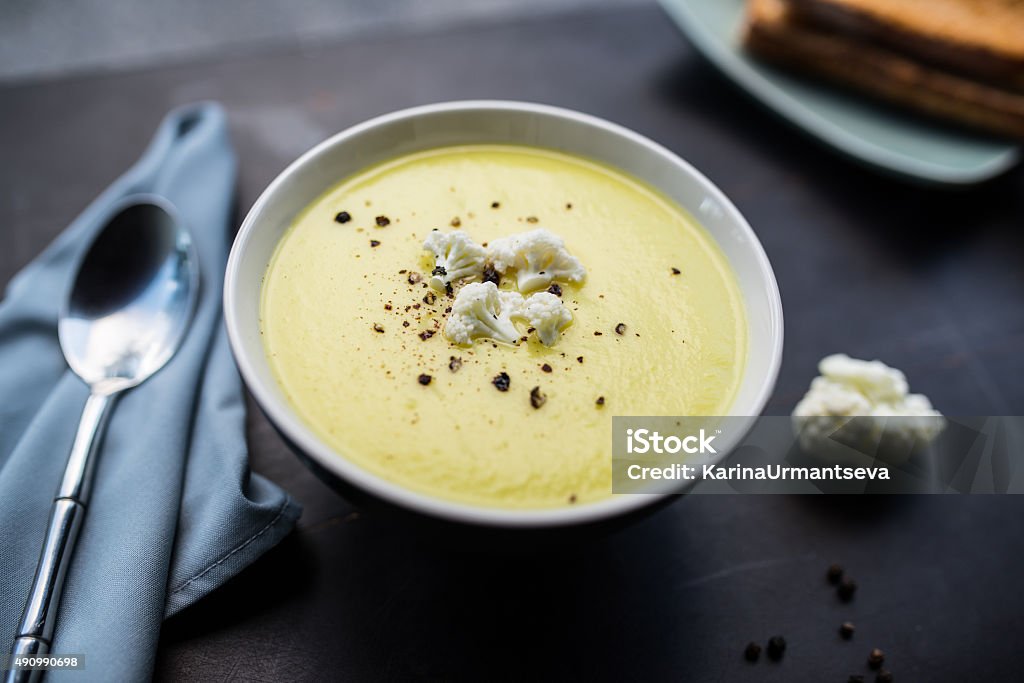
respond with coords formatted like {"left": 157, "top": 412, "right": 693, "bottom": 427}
{"left": 2, "top": 5, "right": 1022, "bottom": 682}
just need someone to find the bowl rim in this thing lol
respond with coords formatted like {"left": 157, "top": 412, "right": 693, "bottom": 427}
{"left": 224, "top": 99, "right": 784, "bottom": 528}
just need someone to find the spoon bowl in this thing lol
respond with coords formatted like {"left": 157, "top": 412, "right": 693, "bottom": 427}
{"left": 59, "top": 197, "right": 198, "bottom": 394}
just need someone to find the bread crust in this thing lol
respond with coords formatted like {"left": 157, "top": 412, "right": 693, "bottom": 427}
{"left": 743, "top": 0, "right": 1024, "bottom": 139}
{"left": 786, "top": 0, "right": 1024, "bottom": 90}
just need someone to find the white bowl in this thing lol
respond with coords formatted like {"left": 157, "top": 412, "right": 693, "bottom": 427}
{"left": 225, "top": 100, "right": 783, "bottom": 530}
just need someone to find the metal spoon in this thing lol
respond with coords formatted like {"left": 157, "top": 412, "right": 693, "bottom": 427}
{"left": 7, "top": 196, "right": 198, "bottom": 683}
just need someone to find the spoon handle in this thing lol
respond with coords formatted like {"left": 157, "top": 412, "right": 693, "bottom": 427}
{"left": 7, "top": 391, "right": 114, "bottom": 683}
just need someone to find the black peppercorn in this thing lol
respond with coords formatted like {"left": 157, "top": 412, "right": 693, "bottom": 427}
{"left": 840, "top": 622, "right": 855, "bottom": 640}
{"left": 417, "top": 374, "right": 432, "bottom": 386}
{"left": 334, "top": 211, "right": 351, "bottom": 224}
{"left": 375, "top": 215, "right": 390, "bottom": 227}
{"left": 547, "top": 283, "right": 562, "bottom": 297}
{"left": 868, "top": 648, "right": 885, "bottom": 669}
{"left": 530, "top": 386, "right": 547, "bottom": 409}
{"left": 492, "top": 372, "right": 510, "bottom": 392}
{"left": 827, "top": 563, "right": 844, "bottom": 584}
{"left": 838, "top": 577, "right": 858, "bottom": 602}
{"left": 743, "top": 642, "right": 761, "bottom": 662}
{"left": 615, "top": 323, "right": 626, "bottom": 335}
{"left": 875, "top": 670, "right": 893, "bottom": 683}
{"left": 766, "top": 636, "right": 786, "bottom": 661}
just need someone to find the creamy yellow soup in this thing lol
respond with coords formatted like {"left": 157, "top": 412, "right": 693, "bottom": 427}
{"left": 261, "top": 145, "right": 747, "bottom": 509}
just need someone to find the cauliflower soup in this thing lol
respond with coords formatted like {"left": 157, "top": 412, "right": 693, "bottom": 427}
{"left": 260, "top": 144, "right": 747, "bottom": 508}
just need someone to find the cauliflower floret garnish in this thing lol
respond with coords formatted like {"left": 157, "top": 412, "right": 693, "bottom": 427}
{"left": 444, "top": 282, "right": 525, "bottom": 346}
{"left": 513, "top": 292, "right": 574, "bottom": 346}
{"left": 422, "top": 230, "right": 487, "bottom": 292}
{"left": 487, "top": 228, "right": 586, "bottom": 293}
{"left": 792, "top": 354, "right": 945, "bottom": 465}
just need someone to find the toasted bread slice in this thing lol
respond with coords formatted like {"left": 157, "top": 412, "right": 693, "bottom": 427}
{"left": 743, "top": 0, "right": 1024, "bottom": 140}
{"left": 786, "top": 0, "right": 1024, "bottom": 90}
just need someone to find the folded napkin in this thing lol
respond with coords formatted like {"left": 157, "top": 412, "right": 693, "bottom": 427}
{"left": 0, "top": 103, "right": 301, "bottom": 681}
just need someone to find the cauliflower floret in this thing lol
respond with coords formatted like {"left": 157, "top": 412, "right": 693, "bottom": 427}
{"left": 423, "top": 230, "right": 487, "bottom": 292}
{"left": 444, "top": 282, "right": 524, "bottom": 346}
{"left": 513, "top": 292, "right": 573, "bottom": 346}
{"left": 792, "top": 354, "right": 945, "bottom": 464}
{"left": 487, "top": 228, "right": 586, "bottom": 293}
{"left": 817, "top": 353, "right": 908, "bottom": 404}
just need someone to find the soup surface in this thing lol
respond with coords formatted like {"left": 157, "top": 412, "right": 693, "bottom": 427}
{"left": 261, "top": 144, "right": 747, "bottom": 508}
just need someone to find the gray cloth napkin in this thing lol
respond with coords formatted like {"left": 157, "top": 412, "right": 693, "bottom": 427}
{"left": 0, "top": 102, "right": 301, "bottom": 681}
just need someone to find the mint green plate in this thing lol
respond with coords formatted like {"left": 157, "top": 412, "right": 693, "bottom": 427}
{"left": 659, "top": 0, "right": 1021, "bottom": 186}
